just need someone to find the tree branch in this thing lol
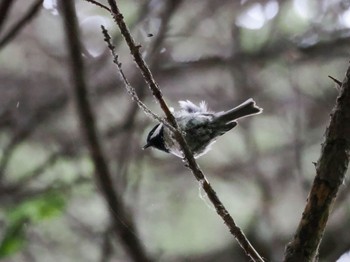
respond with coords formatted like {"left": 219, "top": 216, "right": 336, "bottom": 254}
{"left": 103, "top": 0, "right": 264, "bottom": 261}
{"left": 284, "top": 65, "right": 350, "bottom": 261}
{"left": 0, "top": 0, "right": 16, "bottom": 34}
{"left": 0, "top": 0, "right": 43, "bottom": 50}
{"left": 58, "top": 1, "right": 151, "bottom": 262}
{"left": 0, "top": 95, "right": 67, "bottom": 179}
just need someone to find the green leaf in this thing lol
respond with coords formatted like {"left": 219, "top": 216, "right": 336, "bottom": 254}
{"left": 1, "top": 193, "right": 66, "bottom": 258}
{"left": 7, "top": 192, "right": 66, "bottom": 222}
{"left": 0, "top": 218, "right": 29, "bottom": 258}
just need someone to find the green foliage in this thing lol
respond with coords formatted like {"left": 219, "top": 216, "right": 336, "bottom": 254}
{"left": 0, "top": 193, "right": 66, "bottom": 258}
{"left": 0, "top": 217, "right": 28, "bottom": 258}
{"left": 7, "top": 192, "right": 66, "bottom": 223}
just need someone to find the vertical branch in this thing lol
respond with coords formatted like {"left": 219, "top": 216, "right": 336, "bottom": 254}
{"left": 58, "top": 1, "right": 150, "bottom": 262}
{"left": 104, "top": 1, "right": 264, "bottom": 261}
{"left": 284, "top": 70, "right": 350, "bottom": 261}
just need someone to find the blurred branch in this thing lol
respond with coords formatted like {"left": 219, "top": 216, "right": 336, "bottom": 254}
{"left": 0, "top": 176, "right": 90, "bottom": 207}
{"left": 0, "top": 0, "right": 43, "bottom": 50}
{"left": 289, "top": 69, "right": 309, "bottom": 194}
{"left": 58, "top": 1, "right": 151, "bottom": 262}
{"left": 100, "top": 224, "right": 113, "bottom": 262}
{"left": 103, "top": 0, "right": 264, "bottom": 261}
{"left": 84, "top": 0, "right": 110, "bottom": 12}
{"left": 0, "top": 150, "right": 61, "bottom": 198}
{"left": 0, "top": 95, "right": 67, "bottom": 179}
{"left": 0, "top": 0, "right": 16, "bottom": 34}
{"left": 160, "top": 35, "right": 350, "bottom": 76}
{"left": 15, "top": 150, "right": 62, "bottom": 187}
{"left": 284, "top": 64, "right": 350, "bottom": 261}
{"left": 0, "top": 105, "right": 12, "bottom": 129}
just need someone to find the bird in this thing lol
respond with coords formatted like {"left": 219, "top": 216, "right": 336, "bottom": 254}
{"left": 143, "top": 98, "right": 262, "bottom": 158}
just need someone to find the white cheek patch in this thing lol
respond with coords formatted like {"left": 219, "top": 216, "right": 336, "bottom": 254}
{"left": 151, "top": 124, "right": 163, "bottom": 139}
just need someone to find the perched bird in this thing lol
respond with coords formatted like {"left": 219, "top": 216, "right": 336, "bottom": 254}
{"left": 143, "top": 98, "right": 262, "bottom": 158}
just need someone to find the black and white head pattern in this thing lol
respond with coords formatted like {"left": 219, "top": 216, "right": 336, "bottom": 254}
{"left": 144, "top": 123, "right": 169, "bottom": 152}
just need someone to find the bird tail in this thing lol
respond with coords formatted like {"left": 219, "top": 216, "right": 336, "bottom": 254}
{"left": 214, "top": 98, "right": 262, "bottom": 124}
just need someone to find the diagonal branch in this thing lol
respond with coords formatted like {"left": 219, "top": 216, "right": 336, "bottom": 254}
{"left": 0, "top": 0, "right": 43, "bottom": 49}
{"left": 103, "top": 0, "right": 182, "bottom": 141}
{"left": 58, "top": 1, "right": 151, "bottom": 262}
{"left": 284, "top": 67, "right": 350, "bottom": 261}
{"left": 0, "top": 95, "right": 67, "bottom": 179}
{"left": 101, "top": 26, "right": 175, "bottom": 132}
{"left": 0, "top": 0, "right": 16, "bottom": 34}
{"left": 102, "top": 0, "right": 264, "bottom": 261}
{"left": 84, "top": 0, "right": 110, "bottom": 12}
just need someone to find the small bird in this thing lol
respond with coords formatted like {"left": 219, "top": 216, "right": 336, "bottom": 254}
{"left": 143, "top": 98, "right": 262, "bottom": 158}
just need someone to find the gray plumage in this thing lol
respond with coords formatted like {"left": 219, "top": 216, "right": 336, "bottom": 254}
{"left": 144, "top": 98, "right": 262, "bottom": 158}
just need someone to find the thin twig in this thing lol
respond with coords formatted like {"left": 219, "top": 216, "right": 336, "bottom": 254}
{"left": 103, "top": 0, "right": 264, "bottom": 261}
{"left": 84, "top": 0, "right": 110, "bottom": 12}
{"left": 102, "top": 0, "right": 182, "bottom": 139}
{"left": 328, "top": 75, "right": 342, "bottom": 90}
{"left": 101, "top": 26, "right": 175, "bottom": 133}
{"left": 58, "top": 1, "right": 151, "bottom": 262}
{"left": 0, "top": 0, "right": 43, "bottom": 49}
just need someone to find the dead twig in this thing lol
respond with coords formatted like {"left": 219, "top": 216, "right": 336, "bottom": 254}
{"left": 328, "top": 75, "right": 342, "bottom": 90}
{"left": 101, "top": 26, "right": 175, "bottom": 132}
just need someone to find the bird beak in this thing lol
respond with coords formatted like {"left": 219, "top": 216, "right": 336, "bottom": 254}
{"left": 142, "top": 143, "right": 151, "bottom": 150}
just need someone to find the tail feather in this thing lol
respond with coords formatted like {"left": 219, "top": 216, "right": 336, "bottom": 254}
{"left": 214, "top": 98, "right": 262, "bottom": 124}
{"left": 217, "top": 121, "right": 238, "bottom": 135}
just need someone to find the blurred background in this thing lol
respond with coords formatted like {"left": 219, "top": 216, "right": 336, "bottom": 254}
{"left": 0, "top": 0, "right": 350, "bottom": 261}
